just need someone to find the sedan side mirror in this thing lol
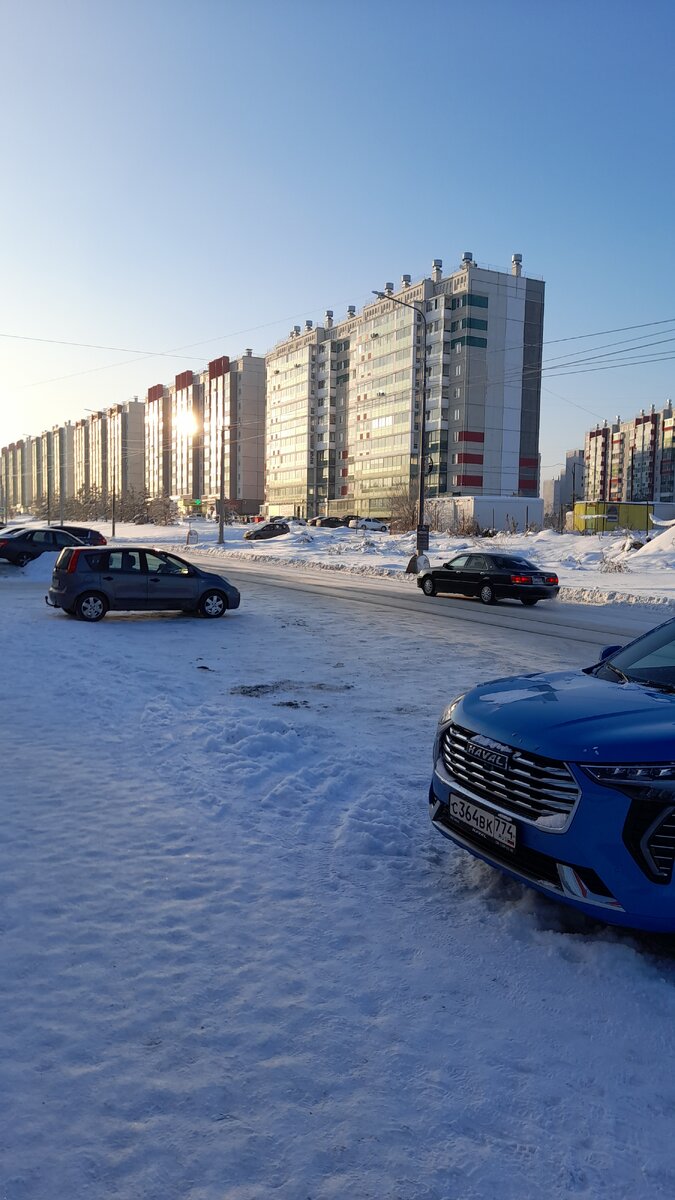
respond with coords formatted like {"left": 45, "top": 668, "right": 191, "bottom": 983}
{"left": 599, "top": 644, "right": 623, "bottom": 661}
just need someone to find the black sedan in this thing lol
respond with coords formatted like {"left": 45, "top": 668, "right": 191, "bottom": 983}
{"left": 52, "top": 524, "right": 107, "bottom": 545}
{"left": 416, "top": 552, "right": 559, "bottom": 606}
{"left": 0, "top": 527, "right": 84, "bottom": 566}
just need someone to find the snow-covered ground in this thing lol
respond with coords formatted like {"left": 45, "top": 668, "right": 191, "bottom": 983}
{"left": 3, "top": 525, "right": 675, "bottom": 1198}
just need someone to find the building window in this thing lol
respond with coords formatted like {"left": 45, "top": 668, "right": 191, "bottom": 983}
{"left": 454, "top": 408, "right": 460, "bottom": 420}
{"left": 466, "top": 336, "right": 488, "bottom": 348}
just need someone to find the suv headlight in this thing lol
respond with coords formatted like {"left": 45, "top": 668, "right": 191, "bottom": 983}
{"left": 438, "top": 695, "right": 465, "bottom": 729}
{"left": 584, "top": 764, "right": 675, "bottom": 783}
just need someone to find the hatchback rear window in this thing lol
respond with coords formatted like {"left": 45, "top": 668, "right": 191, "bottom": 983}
{"left": 81, "top": 552, "right": 107, "bottom": 571}
{"left": 55, "top": 548, "right": 74, "bottom": 569}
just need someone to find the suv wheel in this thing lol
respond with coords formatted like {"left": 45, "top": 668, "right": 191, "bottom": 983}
{"left": 16, "top": 553, "right": 32, "bottom": 567}
{"left": 199, "top": 590, "right": 226, "bottom": 618}
{"left": 75, "top": 592, "right": 107, "bottom": 622}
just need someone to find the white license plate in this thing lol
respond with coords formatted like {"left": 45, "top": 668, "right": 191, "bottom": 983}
{"left": 449, "top": 795, "right": 516, "bottom": 850}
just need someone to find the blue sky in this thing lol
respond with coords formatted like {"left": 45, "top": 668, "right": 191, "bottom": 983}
{"left": 2, "top": 0, "right": 675, "bottom": 479}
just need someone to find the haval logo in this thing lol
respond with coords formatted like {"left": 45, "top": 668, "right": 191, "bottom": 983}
{"left": 465, "top": 740, "right": 510, "bottom": 771}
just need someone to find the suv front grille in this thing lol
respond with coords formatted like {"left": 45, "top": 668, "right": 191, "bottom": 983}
{"left": 441, "top": 722, "right": 580, "bottom": 825}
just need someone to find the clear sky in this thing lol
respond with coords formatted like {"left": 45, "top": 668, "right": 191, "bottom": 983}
{"left": 2, "top": 0, "right": 675, "bottom": 481}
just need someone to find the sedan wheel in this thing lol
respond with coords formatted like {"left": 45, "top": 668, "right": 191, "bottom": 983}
{"left": 422, "top": 577, "right": 436, "bottom": 596}
{"left": 521, "top": 596, "right": 538, "bottom": 606}
{"left": 479, "top": 584, "right": 495, "bottom": 605}
{"left": 199, "top": 590, "right": 226, "bottom": 618}
{"left": 76, "top": 592, "right": 107, "bottom": 622}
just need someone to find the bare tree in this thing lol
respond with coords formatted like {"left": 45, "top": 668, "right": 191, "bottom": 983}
{"left": 387, "top": 481, "right": 418, "bottom": 533}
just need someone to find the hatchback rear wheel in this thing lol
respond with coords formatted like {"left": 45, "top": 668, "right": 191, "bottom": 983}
{"left": 75, "top": 592, "right": 107, "bottom": 622}
{"left": 479, "top": 584, "right": 495, "bottom": 605}
{"left": 199, "top": 590, "right": 226, "bottom": 618}
{"left": 16, "top": 553, "right": 32, "bottom": 567}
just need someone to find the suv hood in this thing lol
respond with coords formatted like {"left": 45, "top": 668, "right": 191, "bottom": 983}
{"left": 455, "top": 670, "right": 675, "bottom": 762}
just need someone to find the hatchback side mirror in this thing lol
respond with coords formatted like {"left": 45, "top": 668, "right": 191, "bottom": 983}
{"left": 599, "top": 644, "right": 623, "bottom": 661}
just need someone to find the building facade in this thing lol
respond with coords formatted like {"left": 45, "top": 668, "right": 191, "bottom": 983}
{"left": 143, "top": 352, "right": 265, "bottom": 514}
{"left": 543, "top": 449, "right": 584, "bottom": 516}
{"left": 584, "top": 403, "right": 675, "bottom": 503}
{"left": 264, "top": 253, "right": 545, "bottom": 519}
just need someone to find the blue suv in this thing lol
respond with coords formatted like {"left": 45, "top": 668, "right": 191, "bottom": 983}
{"left": 430, "top": 617, "right": 675, "bottom": 931}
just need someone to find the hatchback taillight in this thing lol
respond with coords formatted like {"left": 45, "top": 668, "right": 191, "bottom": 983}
{"left": 511, "top": 574, "right": 532, "bottom": 585}
{"left": 67, "top": 549, "right": 83, "bottom": 573}
{"left": 0, "top": 539, "right": 7, "bottom": 549}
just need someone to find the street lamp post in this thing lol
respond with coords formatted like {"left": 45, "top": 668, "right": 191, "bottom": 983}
{"left": 372, "top": 287, "right": 429, "bottom": 555}
{"left": 217, "top": 422, "right": 238, "bottom": 545}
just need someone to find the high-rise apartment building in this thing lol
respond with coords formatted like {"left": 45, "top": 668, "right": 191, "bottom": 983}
{"left": 584, "top": 403, "right": 675, "bottom": 503}
{"left": 264, "top": 253, "right": 545, "bottom": 518}
{"left": 144, "top": 352, "right": 265, "bottom": 514}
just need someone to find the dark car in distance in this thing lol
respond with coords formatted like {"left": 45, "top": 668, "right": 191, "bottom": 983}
{"left": 314, "top": 516, "right": 349, "bottom": 528}
{"left": 46, "top": 546, "right": 240, "bottom": 621}
{"left": 417, "top": 552, "right": 559, "bottom": 606}
{"left": 52, "top": 525, "right": 107, "bottom": 545}
{"left": 0, "top": 527, "right": 84, "bottom": 566}
{"left": 244, "top": 522, "right": 290, "bottom": 541}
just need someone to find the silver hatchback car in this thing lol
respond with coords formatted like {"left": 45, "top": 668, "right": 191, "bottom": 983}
{"left": 46, "top": 546, "right": 240, "bottom": 621}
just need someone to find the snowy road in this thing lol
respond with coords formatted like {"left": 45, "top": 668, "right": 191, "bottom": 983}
{"left": 3, "top": 571, "right": 675, "bottom": 1199}
{"left": 192, "top": 555, "right": 660, "bottom": 648}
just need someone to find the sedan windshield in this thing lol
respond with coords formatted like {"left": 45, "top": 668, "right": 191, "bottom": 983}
{"left": 595, "top": 620, "right": 675, "bottom": 689}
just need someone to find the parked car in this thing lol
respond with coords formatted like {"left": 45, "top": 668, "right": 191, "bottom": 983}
{"left": 46, "top": 546, "right": 240, "bottom": 621}
{"left": 51, "top": 525, "right": 107, "bottom": 546}
{"left": 244, "top": 522, "right": 290, "bottom": 541}
{"left": 417, "top": 552, "right": 559, "bottom": 606}
{"left": 315, "top": 516, "right": 349, "bottom": 528}
{"left": 0, "top": 527, "right": 84, "bottom": 566}
{"left": 429, "top": 615, "right": 675, "bottom": 931}
{"left": 348, "top": 518, "right": 390, "bottom": 532}
{"left": 270, "top": 515, "right": 307, "bottom": 526}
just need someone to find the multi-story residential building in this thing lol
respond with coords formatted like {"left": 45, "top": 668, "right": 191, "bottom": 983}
{"left": 73, "top": 419, "right": 91, "bottom": 499}
{"left": 51, "top": 422, "right": 75, "bottom": 510}
{"left": 106, "top": 399, "right": 145, "bottom": 502}
{"left": 201, "top": 350, "right": 265, "bottom": 515}
{"left": 264, "top": 253, "right": 545, "bottom": 519}
{"left": 144, "top": 352, "right": 265, "bottom": 514}
{"left": 584, "top": 403, "right": 675, "bottom": 503}
{"left": 88, "top": 409, "right": 108, "bottom": 502}
{"left": 543, "top": 449, "right": 584, "bottom": 515}
{"left": 145, "top": 383, "right": 172, "bottom": 500}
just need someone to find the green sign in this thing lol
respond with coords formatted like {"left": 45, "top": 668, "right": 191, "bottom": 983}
{"left": 193, "top": 499, "right": 202, "bottom": 506}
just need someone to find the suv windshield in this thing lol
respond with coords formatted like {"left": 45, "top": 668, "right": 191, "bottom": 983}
{"left": 595, "top": 620, "right": 675, "bottom": 689}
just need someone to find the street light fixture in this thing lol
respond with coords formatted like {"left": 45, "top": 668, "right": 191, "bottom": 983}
{"left": 372, "top": 287, "right": 429, "bottom": 554}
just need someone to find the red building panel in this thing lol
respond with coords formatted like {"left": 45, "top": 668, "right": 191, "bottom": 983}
{"left": 208, "top": 356, "right": 230, "bottom": 380}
